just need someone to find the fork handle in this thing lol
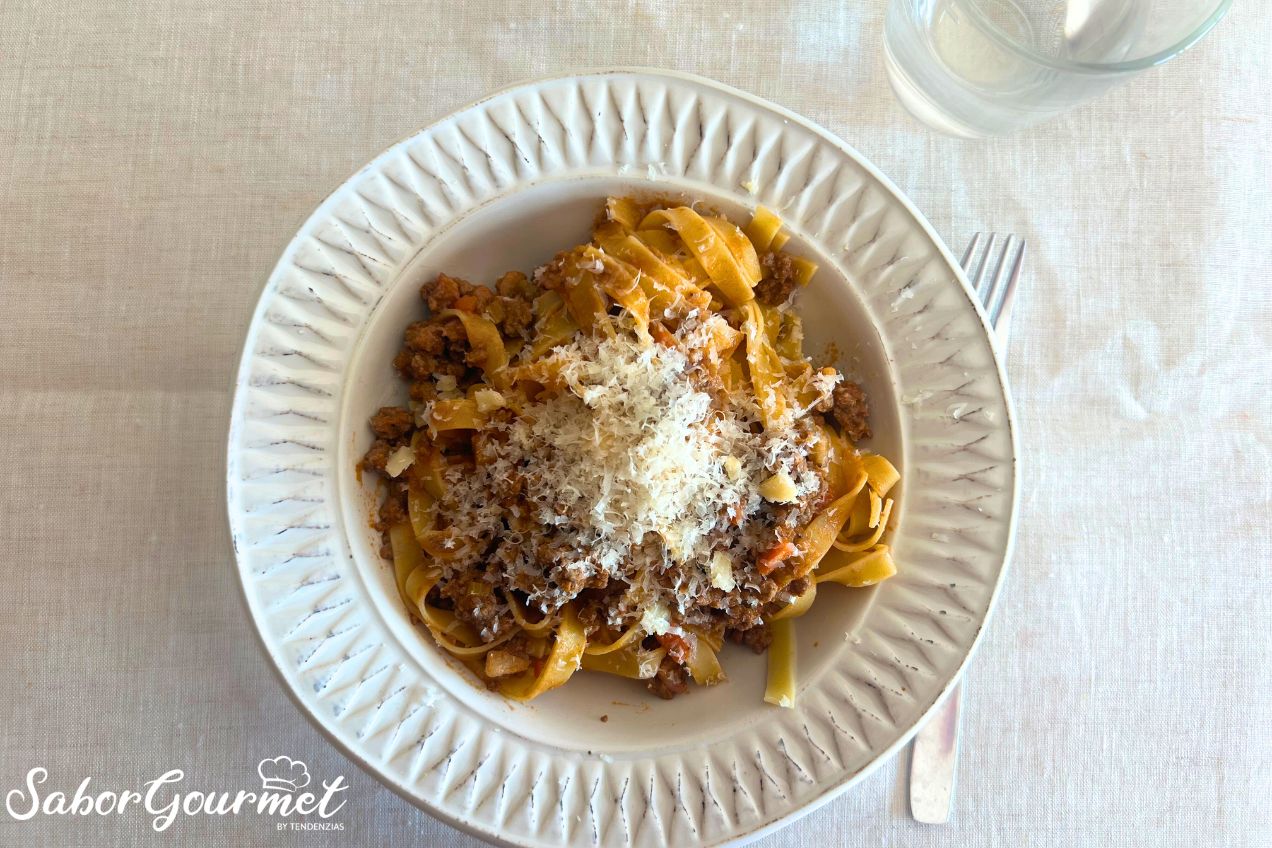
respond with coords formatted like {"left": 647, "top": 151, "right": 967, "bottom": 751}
{"left": 909, "top": 684, "right": 963, "bottom": 822}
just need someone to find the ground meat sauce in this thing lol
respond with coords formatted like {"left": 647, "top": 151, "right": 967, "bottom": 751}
{"left": 369, "top": 406, "right": 413, "bottom": 440}
{"left": 360, "top": 439, "right": 393, "bottom": 473}
{"left": 727, "top": 622, "right": 774, "bottom": 654}
{"left": 755, "top": 251, "right": 800, "bottom": 306}
{"left": 361, "top": 247, "right": 875, "bottom": 699}
{"left": 647, "top": 655, "right": 691, "bottom": 700}
{"left": 829, "top": 382, "right": 872, "bottom": 442}
{"left": 375, "top": 480, "right": 409, "bottom": 559}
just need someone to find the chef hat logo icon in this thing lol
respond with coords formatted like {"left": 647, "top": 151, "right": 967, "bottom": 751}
{"left": 257, "top": 756, "right": 311, "bottom": 793}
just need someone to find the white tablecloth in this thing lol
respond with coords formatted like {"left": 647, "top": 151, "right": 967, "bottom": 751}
{"left": 2, "top": 1, "right": 1269, "bottom": 845}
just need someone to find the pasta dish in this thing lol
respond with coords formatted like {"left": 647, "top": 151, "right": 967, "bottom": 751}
{"left": 359, "top": 196, "right": 900, "bottom": 705}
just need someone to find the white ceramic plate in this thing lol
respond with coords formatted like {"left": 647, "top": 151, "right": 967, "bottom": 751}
{"left": 226, "top": 70, "right": 1017, "bottom": 846}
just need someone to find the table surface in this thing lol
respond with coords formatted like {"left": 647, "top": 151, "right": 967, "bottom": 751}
{"left": 2, "top": 2, "right": 1270, "bottom": 846}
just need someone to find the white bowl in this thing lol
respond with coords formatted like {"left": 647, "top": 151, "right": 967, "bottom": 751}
{"left": 226, "top": 70, "right": 1017, "bottom": 847}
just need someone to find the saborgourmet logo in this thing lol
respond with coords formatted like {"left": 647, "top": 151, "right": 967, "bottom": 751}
{"left": 5, "top": 756, "right": 348, "bottom": 832}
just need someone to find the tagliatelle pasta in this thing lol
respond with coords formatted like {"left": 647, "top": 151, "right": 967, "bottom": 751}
{"left": 360, "top": 196, "right": 900, "bottom": 705}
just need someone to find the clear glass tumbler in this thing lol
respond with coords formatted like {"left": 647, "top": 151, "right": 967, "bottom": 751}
{"left": 884, "top": 0, "right": 1232, "bottom": 137}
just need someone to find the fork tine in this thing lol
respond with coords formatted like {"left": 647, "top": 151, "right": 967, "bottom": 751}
{"left": 988, "top": 240, "right": 1025, "bottom": 342}
{"left": 969, "top": 233, "right": 998, "bottom": 293}
{"left": 959, "top": 232, "right": 983, "bottom": 274}
{"left": 980, "top": 235, "right": 1013, "bottom": 320}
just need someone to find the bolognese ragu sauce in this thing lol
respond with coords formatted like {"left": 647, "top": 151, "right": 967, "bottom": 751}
{"left": 360, "top": 197, "right": 875, "bottom": 701}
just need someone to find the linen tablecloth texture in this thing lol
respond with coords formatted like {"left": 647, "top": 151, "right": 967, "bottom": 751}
{"left": 2, "top": 1, "right": 1269, "bottom": 845}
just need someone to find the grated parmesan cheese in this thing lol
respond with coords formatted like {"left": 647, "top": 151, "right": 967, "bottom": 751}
{"left": 436, "top": 314, "right": 823, "bottom": 621}
{"left": 474, "top": 388, "right": 506, "bottom": 412}
{"left": 385, "top": 445, "right": 415, "bottom": 478}
{"left": 759, "top": 471, "right": 798, "bottom": 503}
{"left": 708, "top": 551, "right": 736, "bottom": 592}
{"left": 505, "top": 328, "right": 767, "bottom": 568}
{"left": 640, "top": 602, "right": 673, "bottom": 635}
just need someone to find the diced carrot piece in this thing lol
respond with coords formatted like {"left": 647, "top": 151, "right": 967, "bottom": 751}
{"left": 657, "top": 633, "right": 692, "bottom": 664}
{"left": 757, "top": 541, "right": 796, "bottom": 576}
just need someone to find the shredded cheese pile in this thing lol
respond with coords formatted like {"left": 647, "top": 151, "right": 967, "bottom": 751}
{"left": 511, "top": 325, "right": 747, "bottom": 569}
{"left": 443, "top": 313, "right": 825, "bottom": 619}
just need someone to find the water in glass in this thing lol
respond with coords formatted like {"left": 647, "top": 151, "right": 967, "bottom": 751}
{"left": 884, "top": 0, "right": 1231, "bottom": 137}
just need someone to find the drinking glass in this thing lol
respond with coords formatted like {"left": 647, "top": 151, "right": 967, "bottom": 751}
{"left": 884, "top": 0, "right": 1232, "bottom": 137}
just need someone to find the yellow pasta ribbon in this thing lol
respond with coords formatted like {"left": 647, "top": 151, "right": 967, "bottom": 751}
{"left": 685, "top": 636, "right": 726, "bottom": 686}
{"left": 528, "top": 308, "right": 580, "bottom": 361}
{"left": 554, "top": 247, "right": 612, "bottom": 333}
{"left": 593, "top": 252, "right": 653, "bottom": 344}
{"left": 595, "top": 222, "right": 697, "bottom": 315}
{"left": 835, "top": 496, "right": 894, "bottom": 552}
{"left": 406, "top": 487, "right": 435, "bottom": 546}
{"left": 745, "top": 205, "right": 783, "bottom": 253}
{"left": 825, "top": 430, "right": 866, "bottom": 499}
{"left": 705, "top": 216, "right": 763, "bottom": 283}
{"left": 770, "top": 581, "right": 818, "bottom": 621}
{"left": 763, "top": 618, "right": 796, "bottom": 708}
{"left": 499, "top": 605, "right": 586, "bottom": 701}
{"left": 790, "top": 256, "right": 818, "bottom": 287}
{"left": 687, "top": 625, "right": 725, "bottom": 653}
{"left": 408, "top": 432, "right": 447, "bottom": 498}
{"left": 632, "top": 227, "right": 683, "bottom": 258}
{"left": 429, "top": 398, "right": 483, "bottom": 431}
{"left": 442, "top": 309, "right": 508, "bottom": 384}
{"left": 583, "top": 621, "right": 645, "bottom": 656}
{"left": 581, "top": 646, "right": 666, "bottom": 679}
{"left": 775, "top": 311, "right": 805, "bottom": 363}
{"left": 794, "top": 477, "right": 868, "bottom": 577}
{"left": 389, "top": 524, "right": 423, "bottom": 611}
{"left": 816, "top": 544, "right": 897, "bottom": 587}
{"left": 640, "top": 207, "right": 758, "bottom": 306}
{"left": 604, "top": 196, "right": 645, "bottom": 230}
{"left": 861, "top": 453, "right": 901, "bottom": 496}
{"left": 502, "top": 590, "right": 559, "bottom": 635}
{"left": 392, "top": 532, "right": 519, "bottom": 656}
{"left": 429, "top": 623, "right": 518, "bottom": 657}
{"left": 740, "top": 301, "right": 789, "bottom": 428}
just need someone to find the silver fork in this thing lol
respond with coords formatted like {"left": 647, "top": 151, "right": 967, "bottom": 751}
{"left": 908, "top": 233, "right": 1026, "bottom": 824}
